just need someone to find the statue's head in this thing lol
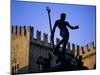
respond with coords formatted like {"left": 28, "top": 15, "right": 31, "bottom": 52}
{"left": 60, "top": 13, "right": 66, "bottom": 21}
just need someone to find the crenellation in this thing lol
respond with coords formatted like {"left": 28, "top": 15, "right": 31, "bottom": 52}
{"left": 19, "top": 26, "right": 21, "bottom": 35}
{"left": 50, "top": 36, "right": 52, "bottom": 44}
{"left": 81, "top": 47, "right": 85, "bottom": 54}
{"left": 86, "top": 44, "right": 90, "bottom": 52}
{"left": 84, "top": 44, "right": 89, "bottom": 53}
{"left": 12, "top": 26, "right": 17, "bottom": 35}
{"left": 76, "top": 45, "right": 80, "bottom": 57}
{"left": 24, "top": 26, "right": 26, "bottom": 35}
{"left": 16, "top": 26, "right": 20, "bottom": 35}
{"left": 82, "top": 42, "right": 96, "bottom": 58}
{"left": 90, "top": 41, "right": 94, "bottom": 50}
{"left": 21, "top": 26, "right": 26, "bottom": 36}
{"left": 79, "top": 47, "right": 83, "bottom": 56}
{"left": 31, "top": 27, "right": 34, "bottom": 39}
{"left": 11, "top": 25, "right": 95, "bottom": 57}
{"left": 27, "top": 26, "right": 34, "bottom": 40}
{"left": 43, "top": 33, "right": 48, "bottom": 44}
{"left": 12, "top": 26, "right": 27, "bottom": 36}
{"left": 27, "top": 26, "right": 31, "bottom": 32}
{"left": 72, "top": 43, "right": 75, "bottom": 56}
{"left": 15, "top": 26, "right": 17, "bottom": 35}
{"left": 36, "top": 30, "right": 41, "bottom": 41}
{"left": 72, "top": 43, "right": 75, "bottom": 50}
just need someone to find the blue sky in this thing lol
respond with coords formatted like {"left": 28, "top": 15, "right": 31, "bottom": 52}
{"left": 11, "top": 0, "right": 96, "bottom": 46}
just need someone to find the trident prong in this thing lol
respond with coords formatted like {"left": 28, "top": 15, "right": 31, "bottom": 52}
{"left": 46, "top": 6, "right": 51, "bottom": 13}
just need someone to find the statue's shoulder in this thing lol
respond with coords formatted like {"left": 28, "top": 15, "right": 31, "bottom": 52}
{"left": 56, "top": 19, "right": 60, "bottom": 22}
{"left": 65, "top": 21, "right": 69, "bottom": 25}
{"left": 55, "top": 19, "right": 61, "bottom": 23}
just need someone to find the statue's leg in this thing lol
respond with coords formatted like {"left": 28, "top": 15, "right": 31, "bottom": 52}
{"left": 54, "top": 39, "right": 63, "bottom": 55}
{"left": 62, "top": 40, "right": 68, "bottom": 53}
{"left": 62, "top": 34, "right": 69, "bottom": 53}
{"left": 55, "top": 39, "right": 64, "bottom": 50}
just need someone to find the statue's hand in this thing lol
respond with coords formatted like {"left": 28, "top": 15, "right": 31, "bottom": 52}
{"left": 75, "top": 25, "right": 79, "bottom": 29}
